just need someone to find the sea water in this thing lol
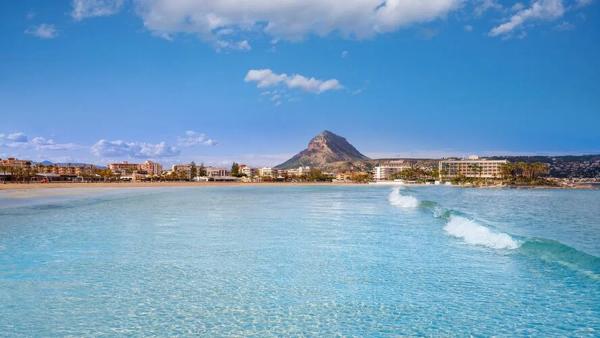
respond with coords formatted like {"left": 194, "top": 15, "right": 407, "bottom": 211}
{"left": 0, "top": 186, "right": 598, "bottom": 336}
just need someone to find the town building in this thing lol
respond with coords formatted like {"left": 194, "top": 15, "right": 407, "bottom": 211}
{"left": 258, "top": 167, "right": 273, "bottom": 177}
{"left": 205, "top": 167, "right": 228, "bottom": 177}
{"left": 36, "top": 163, "right": 95, "bottom": 177}
{"left": 334, "top": 172, "right": 353, "bottom": 182}
{"left": 0, "top": 157, "right": 32, "bottom": 169}
{"left": 240, "top": 166, "right": 256, "bottom": 177}
{"left": 373, "top": 160, "right": 412, "bottom": 181}
{"left": 286, "top": 166, "right": 311, "bottom": 177}
{"left": 141, "top": 160, "right": 163, "bottom": 176}
{"left": 171, "top": 163, "right": 193, "bottom": 179}
{"left": 108, "top": 161, "right": 141, "bottom": 174}
{"left": 438, "top": 156, "right": 508, "bottom": 180}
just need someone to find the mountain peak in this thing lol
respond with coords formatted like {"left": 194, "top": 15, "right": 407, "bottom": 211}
{"left": 275, "top": 130, "right": 369, "bottom": 169}
{"left": 318, "top": 130, "right": 335, "bottom": 136}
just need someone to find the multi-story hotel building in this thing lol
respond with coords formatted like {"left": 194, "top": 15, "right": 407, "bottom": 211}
{"left": 438, "top": 157, "right": 508, "bottom": 180}
{"left": 286, "top": 166, "right": 311, "bottom": 177}
{"left": 141, "top": 160, "right": 163, "bottom": 176}
{"left": 373, "top": 160, "right": 412, "bottom": 181}
{"left": 108, "top": 161, "right": 141, "bottom": 174}
{"left": 205, "top": 167, "right": 228, "bottom": 177}
{"left": 37, "top": 164, "right": 95, "bottom": 177}
{"left": 0, "top": 158, "right": 32, "bottom": 169}
{"left": 258, "top": 167, "right": 273, "bottom": 178}
{"left": 240, "top": 166, "right": 256, "bottom": 177}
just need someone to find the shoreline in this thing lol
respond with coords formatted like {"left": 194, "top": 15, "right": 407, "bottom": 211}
{"left": 0, "top": 181, "right": 597, "bottom": 191}
{"left": 0, "top": 181, "right": 368, "bottom": 191}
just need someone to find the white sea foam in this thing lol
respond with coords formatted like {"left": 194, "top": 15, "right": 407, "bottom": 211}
{"left": 444, "top": 215, "right": 520, "bottom": 250}
{"left": 388, "top": 188, "right": 419, "bottom": 208}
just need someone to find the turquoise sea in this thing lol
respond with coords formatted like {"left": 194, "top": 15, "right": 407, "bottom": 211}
{"left": 0, "top": 186, "right": 599, "bottom": 336}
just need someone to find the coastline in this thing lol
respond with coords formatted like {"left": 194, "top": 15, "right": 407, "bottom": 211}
{"left": 0, "top": 181, "right": 367, "bottom": 191}
{"left": 0, "top": 181, "right": 596, "bottom": 192}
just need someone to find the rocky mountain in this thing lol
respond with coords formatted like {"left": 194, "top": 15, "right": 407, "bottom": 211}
{"left": 275, "top": 130, "right": 370, "bottom": 170}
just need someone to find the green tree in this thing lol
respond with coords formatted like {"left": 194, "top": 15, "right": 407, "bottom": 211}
{"left": 306, "top": 168, "right": 332, "bottom": 182}
{"left": 190, "top": 161, "right": 198, "bottom": 179}
{"left": 231, "top": 162, "right": 240, "bottom": 176}
{"left": 500, "top": 162, "right": 549, "bottom": 185}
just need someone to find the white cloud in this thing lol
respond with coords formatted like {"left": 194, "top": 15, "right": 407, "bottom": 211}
{"left": 0, "top": 132, "right": 28, "bottom": 143}
{"left": 245, "top": 69, "right": 342, "bottom": 94}
{"left": 72, "top": 0, "right": 124, "bottom": 21}
{"left": 30, "top": 137, "right": 78, "bottom": 151}
{"left": 177, "top": 131, "right": 217, "bottom": 147}
{"left": 215, "top": 39, "right": 251, "bottom": 52}
{"left": 65, "top": 0, "right": 595, "bottom": 45}
{"left": 0, "top": 132, "right": 79, "bottom": 151}
{"left": 474, "top": 0, "right": 503, "bottom": 16}
{"left": 134, "top": 0, "right": 461, "bottom": 42}
{"left": 341, "top": 50, "right": 349, "bottom": 58}
{"left": 91, "top": 139, "right": 180, "bottom": 158}
{"left": 489, "top": 0, "right": 565, "bottom": 37}
{"left": 25, "top": 24, "right": 58, "bottom": 39}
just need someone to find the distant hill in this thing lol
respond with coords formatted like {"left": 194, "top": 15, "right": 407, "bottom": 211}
{"left": 275, "top": 130, "right": 370, "bottom": 170}
{"left": 488, "top": 155, "right": 600, "bottom": 178}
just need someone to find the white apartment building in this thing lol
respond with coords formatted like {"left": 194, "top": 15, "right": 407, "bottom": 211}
{"left": 141, "top": 160, "right": 163, "bottom": 176}
{"left": 240, "top": 166, "right": 255, "bottom": 177}
{"left": 438, "top": 157, "right": 508, "bottom": 180}
{"left": 205, "top": 167, "right": 228, "bottom": 177}
{"left": 258, "top": 167, "right": 273, "bottom": 177}
{"left": 373, "top": 160, "right": 412, "bottom": 181}
{"left": 287, "top": 166, "right": 311, "bottom": 176}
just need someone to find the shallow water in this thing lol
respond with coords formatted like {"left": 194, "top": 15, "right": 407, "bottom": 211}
{"left": 0, "top": 186, "right": 599, "bottom": 336}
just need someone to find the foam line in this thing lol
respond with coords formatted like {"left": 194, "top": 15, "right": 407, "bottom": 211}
{"left": 444, "top": 215, "right": 520, "bottom": 250}
{"left": 388, "top": 187, "right": 419, "bottom": 208}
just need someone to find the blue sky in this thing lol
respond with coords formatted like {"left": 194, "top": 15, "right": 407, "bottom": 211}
{"left": 1, "top": 0, "right": 599, "bottom": 166}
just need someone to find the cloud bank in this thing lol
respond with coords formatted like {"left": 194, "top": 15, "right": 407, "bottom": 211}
{"left": 133, "top": 0, "right": 460, "bottom": 44}
{"left": 91, "top": 139, "right": 180, "bottom": 158}
{"left": 66, "top": 0, "right": 596, "bottom": 44}
{"left": 0, "top": 132, "right": 77, "bottom": 150}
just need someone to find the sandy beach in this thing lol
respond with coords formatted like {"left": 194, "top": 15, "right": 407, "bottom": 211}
{"left": 1, "top": 181, "right": 595, "bottom": 193}
{"left": 0, "top": 181, "right": 365, "bottom": 191}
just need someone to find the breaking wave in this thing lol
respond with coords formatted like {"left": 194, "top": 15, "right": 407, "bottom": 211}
{"left": 385, "top": 188, "right": 600, "bottom": 279}
{"left": 444, "top": 215, "right": 520, "bottom": 250}
{"left": 388, "top": 188, "right": 419, "bottom": 208}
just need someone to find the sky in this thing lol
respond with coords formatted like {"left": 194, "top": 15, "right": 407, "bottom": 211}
{"left": 1, "top": 0, "right": 599, "bottom": 167}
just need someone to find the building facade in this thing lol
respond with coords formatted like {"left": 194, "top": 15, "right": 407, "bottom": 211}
{"left": 438, "top": 157, "right": 508, "bottom": 180}
{"left": 0, "top": 158, "right": 32, "bottom": 169}
{"left": 141, "top": 160, "right": 163, "bottom": 176}
{"left": 240, "top": 166, "right": 256, "bottom": 177}
{"left": 109, "top": 161, "right": 141, "bottom": 174}
{"left": 258, "top": 167, "right": 273, "bottom": 177}
{"left": 286, "top": 166, "right": 311, "bottom": 177}
{"left": 205, "top": 167, "right": 228, "bottom": 177}
{"left": 37, "top": 164, "right": 95, "bottom": 177}
{"left": 373, "top": 160, "right": 412, "bottom": 181}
